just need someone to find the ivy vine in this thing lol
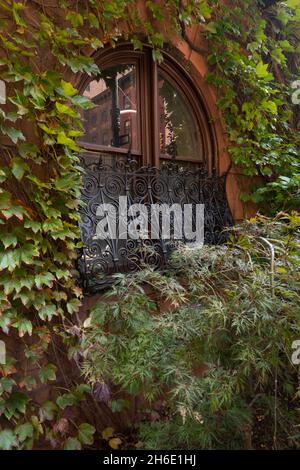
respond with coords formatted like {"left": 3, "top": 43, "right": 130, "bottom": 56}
{"left": 204, "top": 0, "right": 299, "bottom": 210}
{"left": 0, "top": 0, "right": 298, "bottom": 449}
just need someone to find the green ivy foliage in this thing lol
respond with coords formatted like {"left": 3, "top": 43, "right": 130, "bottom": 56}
{"left": 204, "top": 0, "right": 300, "bottom": 211}
{"left": 82, "top": 214, "right": 300, "bottom": 449}
{"left": 0, "top": 0, "right": 202, "bottom": 450}
{"left": 0, "top": 0, "right": 299, "bottom": 449}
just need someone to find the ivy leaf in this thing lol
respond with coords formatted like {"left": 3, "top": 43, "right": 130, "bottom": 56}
{"left": 72, "top": 383, "right": 91, "bottom": 399}
{"left": 18, "top": 143, "right": 39, "bottom": 158}
{"left": 55, "top": 101, "right": 78, "bottom": 118}
{"left": 38, "top": 123, "right": 57, "bottom": 135}
{"left": 279, "top": 39, "right": 293, "bottom": 52}
{"left": 0, "top": 251, "right": 21, "bottom": 271}
{"left": 56, "top": 393, "right": 77, "bottom": 409}
{"left": 20, "top": 244, "right": 38, "bottom": 264}
{"left": 13, "top": 318, "right": 33, "bottom": 337}
{"left": 30, "top": 415, "right": 43, "bottom": 437}
{"left": 35, "top": 272, "right": 55, "bottom": 289}
{"left": 256, "top": 61, "right": 268, "bottom": 77}
{"left": 55, "top": 173, "right": 79, "bottom": 191}
{"left": 0, "top": 168, "right": 7, "bottom": 183}
{"left": 87, "top": 13, "right": 99, "bottom": 28}
{"left": 152, "top": 49, "right": 163, "bottom": 62}
{"left": 0, "top": 233, "right": 18, "bottom": 249}
{"left": 57, "top": 132, "right": 80, "bottom": 151}
{"left": 12, "top": 2, "right": 26, "bottom": 27}
{"left": 6, "top": 111, "right": 19, "bottom": 122}
{"left": 5, "top": 392, "right": 29, "bottom": 419}
{"left": 109, "top": 437, "right": 122, "bottom": 449}
{"left": 0, "top": 377, "right": 16, "bottom": 395}
{"left": 111, "top": 399, "right": 130, "bottom": 413}
{"left": 90, "top": 37, "right": 103, "bottom": 49}
{"left": 71, "top": 94, "right": 95, "bottom": 109}
{"left": 102, "top": 427, "right": 114, "bottom": 440}
{"left": 38, "top": 364, "right": 57, "bottom": 384}
{"left": 0, "top": 429, "right": 17, "bottom": 450}
{"left": 0, "top": 191, "right": 11, "bottom": 210}
{"left": 255, "top": 61, "right": 273, "bottom": 81}
{"left": 38, "top": 304, "right": 57, "bottom": 321}
{"left": 66, "top": 11, "right": 84, "bottom": 27}
{"left": 60, "top": 80, "right": 77, "bottom": 97}
{"left": 65, "top": 56, "right": 99, "bottom": 75}
{"left": 11, "top": 157, "right": 28, "bottom": 180}
{"left": 199, "top": 0, "right": 212, "bottom": 18}
{"left": 4, "top": 126, "right": 25, "bottom": 144}
{"left": 1, "top": 205, "right": 25, "bottom": 221}
{"left": 261, "top": 99, "right": 278, "bottom": 114}
{"left": 0, "top": 314, "right": 12, "bottom": 335}
{"left": 29, "top": 86, "right": 46, "bottom": 109}
{"left": 64, "top": 437, "right": 82, "bottom": 450}
{"left": 24, "top": 220, "right": 42, "bottom": 233}
{"left": 205, "top": 22, "right": 217, "bottom": 34}
{"left": 20, "top": 376, "right": 37, "bottom": 391}
{"left": 15, "top": 423, "right": 34, "bottom": 442}
{"left": 9, "top": 91, "right": 28, "bottom": 115}
{"left": 67, "top": 129, "right": 83, "bottom": 137}
{"left": 78, "top": 423, "right": 96, "bottom": 445}
{"left": 271, "top": 47, "right": 286, "bottom": 65}
{"left": 132, "top": 36, "right": 143, "bottom": 50}
{"left": 39, "top": 401, "right": 57, "bottom": 422}
{"left": 66, "top": 298, "right": 81, "bottom": 314}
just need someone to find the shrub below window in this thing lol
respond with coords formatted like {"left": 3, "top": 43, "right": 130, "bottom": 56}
{"left": 81, "top": 213, "right": 300, "bottom": 449}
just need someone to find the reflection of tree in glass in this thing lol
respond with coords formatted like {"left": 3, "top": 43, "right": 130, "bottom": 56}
{"left": 97, "top": 65, "right": 130, "bottom": 89}
{"left": 159, "top": 76, "right": 197, "bottom": 158}
{"left": 99, "top": 66, "right": 128, "bottom": 147}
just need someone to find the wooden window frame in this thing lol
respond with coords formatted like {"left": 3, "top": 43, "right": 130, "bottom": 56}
{"left": 78, "top": 43, "right": 216, "bottom": 174}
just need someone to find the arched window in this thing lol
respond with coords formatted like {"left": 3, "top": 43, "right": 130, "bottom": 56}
{"left": 78, "top": 44, "right": 216, "bottom": 173}
{"left": 76, "top": 44, "right": 233, "bottom": 293}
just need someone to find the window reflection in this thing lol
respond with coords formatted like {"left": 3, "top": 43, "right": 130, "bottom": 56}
{"left": 158, "top": 72, "right": 203, "bottom": 161}
{"left": 79, "top": 65, "right": 139, "bottom": 151}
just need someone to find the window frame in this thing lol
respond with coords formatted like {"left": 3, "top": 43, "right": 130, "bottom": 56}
{"left": 78, "top": 43, "right": 216, "bottom": 174}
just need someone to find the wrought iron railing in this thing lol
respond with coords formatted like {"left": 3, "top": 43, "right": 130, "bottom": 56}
{"left": 76, "top": 153, "right": 233, "bottom": 294}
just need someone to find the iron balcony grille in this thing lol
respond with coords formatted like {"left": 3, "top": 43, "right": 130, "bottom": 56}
{"left": 76, "top": 153, "right": 233, "bottom": 294}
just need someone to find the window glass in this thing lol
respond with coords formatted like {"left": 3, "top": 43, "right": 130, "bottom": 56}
{"left": 158, "top": 71, "right": 203, "bottom": 161}
{"left": 78, "top": 64, "right": 139, "bottom": 151}
{"left": 124, "top": 94, "right": 131, "bottom": 110}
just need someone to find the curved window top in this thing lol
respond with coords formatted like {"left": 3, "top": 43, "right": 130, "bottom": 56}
{"left": 78, "top": 45, "right": 215, "bottom": 172}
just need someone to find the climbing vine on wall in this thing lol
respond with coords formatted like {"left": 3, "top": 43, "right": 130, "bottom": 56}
{"left": 0, "top": 0, "right": 202, "bottom": 450}
{"left": 204, "top": 0, "right": 300, "bottom": 211}
{"left": 0, "top": 0, "right": 298, "bottom": 449}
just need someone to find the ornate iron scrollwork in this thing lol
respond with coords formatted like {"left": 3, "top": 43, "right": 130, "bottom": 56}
{"left": 76, "top": 153, "right": 233, "bottom": 294}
